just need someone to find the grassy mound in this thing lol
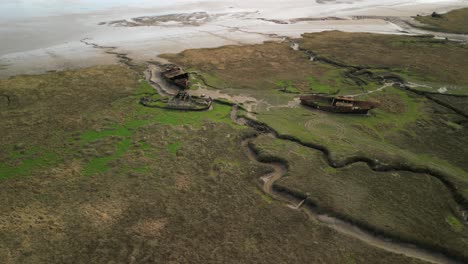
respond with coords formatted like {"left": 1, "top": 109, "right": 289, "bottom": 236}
{"left": 299, "top": 31, "right": 468, "bottom": 93}
{"left": 415, "top": 8, "right": 468, "bottom": 34}
{"left": 161, "top": 41, "right": 380, "bottom": 95}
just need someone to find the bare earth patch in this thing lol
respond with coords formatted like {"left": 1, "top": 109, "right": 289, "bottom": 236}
{"left": 130, "top": 218, "right": 168, "bottom": 237}
{"left": 80, "top": 200, "right": 127, "bottom": 228}
{"left": 175, "top": 175, "right": 191, "bottom": 191}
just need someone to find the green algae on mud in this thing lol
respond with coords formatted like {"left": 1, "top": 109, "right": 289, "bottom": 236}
{"left": 81, "top": 133, "right": 132, "bottom": 176}
{"left": 167, "top": 141, "right": 181, "bottom": 155}
{"left": 0, "top": 148, "right": 58, "bottom": 179}
{"left": 79, "top": 95, "right": 236, "bottom": 176}
{"left": 0, "top": 64, "right": 237, "bottom": 179}
{"left": 0, "top": 65, "right": 139, "bottom": 179}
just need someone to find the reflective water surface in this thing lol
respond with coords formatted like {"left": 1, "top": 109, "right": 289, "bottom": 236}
{"left": 0, "top": 0, "right": 464, "bottom": 20}
{"left": 0, "top": 0, "right": 190, "bottom": 19}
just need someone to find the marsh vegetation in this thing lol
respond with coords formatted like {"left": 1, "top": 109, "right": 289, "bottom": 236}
{"left": 1, "top": 16, "right": 468, "bottom": 263}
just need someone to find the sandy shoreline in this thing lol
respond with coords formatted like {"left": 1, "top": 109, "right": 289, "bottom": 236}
{"left": 1, "top": 0, "right": 467, "bottom": 78}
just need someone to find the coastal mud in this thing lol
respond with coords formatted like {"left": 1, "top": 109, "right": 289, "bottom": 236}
{"left": 102, "top": 12, "right": 255, "bottom": 27}
{"left": 0, "top": 42, "right": 117, "bottom": 79}
{"left": 105, "top": 12, "right": 214, "bottom": 27}
{"left": 80, "top": 38, "right": 138, "bottom": 70}
{"left": 2, "top": 1, "right": 466, "bottom": 78}
{"left": 254, "top": 15, "right": 468, "bottom": 42}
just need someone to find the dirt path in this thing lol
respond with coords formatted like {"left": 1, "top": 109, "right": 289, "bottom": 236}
{"left": 144, "top": 64, "right": 300, "bottom": 114}
{"left": 348, "top": 82, "right": 394, "bottom": 97}
{"left": 145, "top": 64, "right": 179, "bottom": 96}
{"left": 232, "top": 105, "right": 462, "bottom": 264}
{"left": 189, "top": 85, "right": 260, "bottom": 113}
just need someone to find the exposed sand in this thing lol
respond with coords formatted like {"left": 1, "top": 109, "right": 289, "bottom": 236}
{"left": 1, "top": 0, "right": 467, "bottom": 77}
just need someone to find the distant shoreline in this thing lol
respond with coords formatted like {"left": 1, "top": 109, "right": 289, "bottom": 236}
{"left": 1, "top": 0, "right": 467, "bottom": 78}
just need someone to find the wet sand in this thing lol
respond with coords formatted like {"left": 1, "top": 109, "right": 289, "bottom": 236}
{"left": 1, "top": 0, "right": 467, "bottom": 77}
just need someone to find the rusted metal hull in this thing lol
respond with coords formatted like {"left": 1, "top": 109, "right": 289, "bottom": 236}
{"left": 172, "top": 78, "right": 189, "bottom": 90}
{"left": 300, "top": 95, "right": 377, "bottom": 114}
{"left": 139, "top": 94, "right": 212, "bottom": 111}
{"left": 162, "top": 65, "right": 189, "bottom": 90}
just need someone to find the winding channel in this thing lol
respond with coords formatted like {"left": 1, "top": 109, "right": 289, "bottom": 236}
{"left": 232, "top": 106, "right": 463, "bottom": 264}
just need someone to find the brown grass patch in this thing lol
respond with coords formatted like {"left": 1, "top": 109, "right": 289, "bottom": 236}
{"left": 175, "top": 175, "right": 191, "bottom": 191}
{"left": 374, "top": 93, "right": 406, "bottom": 114}
{"left": 130, "top": 218, "right": 168, "bottom": 237}
{"left": 0, "top": 204, "right": 62, "bottom": 232}
{"left": 299, "top": 31, "right": 468, "bottom": 87}
{"left": 80, "top": 200, "right": 127, "bottom": 228}
{"left": 161, "top": 41, "right": 332, "bottom": 92}
{"left": 415, "top": 8, "right": 468, "bottom": 34}
{"left": 48, "top": 160, "right": 83, "bottom": 179}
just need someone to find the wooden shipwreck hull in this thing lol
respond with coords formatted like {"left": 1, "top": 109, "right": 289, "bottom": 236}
{"left": 300, "top": 94, "right": 377, "bottom": 114}
{"left": 140, "top": 91, "right": 212, "bottom": 111}
{"left": 162, "top": 64, "right": 189, "bottom": 89}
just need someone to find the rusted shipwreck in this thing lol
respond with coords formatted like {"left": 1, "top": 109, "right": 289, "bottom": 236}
{"left": 162, "top": 64, "right": 189, "bottom": 89}
{"left": 300, "top": 94, "right": 377, "bottom": 114}
{"left": 140, "top": 91, "right": 212, "bottom": 111}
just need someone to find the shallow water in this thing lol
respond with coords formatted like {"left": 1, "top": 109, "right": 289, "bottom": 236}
{"left": 1, "top": 0, "right": 465, "bottom": 20}
{"left": 0, "top": 0, "right": 466, "bottom": 77}
{"left": 0, "top": 0, "right": 186, "bottom": 19}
